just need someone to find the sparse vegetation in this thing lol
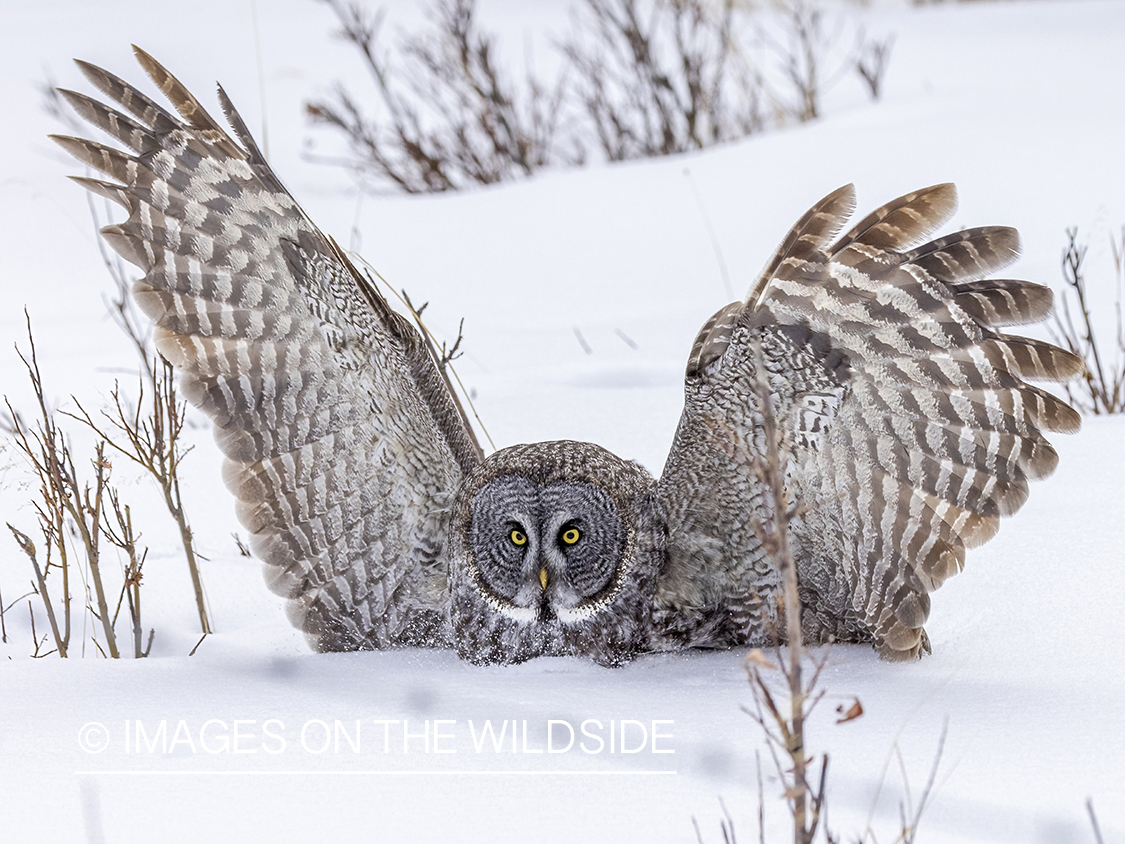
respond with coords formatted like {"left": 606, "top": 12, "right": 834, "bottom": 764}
{"left": 3, "top": 312, "right": 208, "bottom": 658}
{"left": 68, "top": 364, "right": 211, "bottom": 638}
{"left": 4, "top": 13, "right": 1107, "bottom": 843}
{"left": 1049, "top": 225, "right": 1125, "bottom": 414}
{"left": 309, "top": 0, "right": 577, "bottom": 192}
{"left": 561, "top": 0, "right": 765, "bottom": 161}
{"left": 310, "top": 0, "right": 894, "bottom": 192}
{"left": 3, "top": 317, "right": 148, "bottom": 658}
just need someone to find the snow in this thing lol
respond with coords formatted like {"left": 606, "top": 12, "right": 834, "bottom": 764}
{"left": 1, "top": 1, "right": 1124, "bottom": 842}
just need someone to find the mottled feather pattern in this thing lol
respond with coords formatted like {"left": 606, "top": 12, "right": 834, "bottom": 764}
{"left": 55, "top": 47, "right": 474, "bottom": 652}
{"left": 57, "top": 48, "right": 1080, "bottom": 665}
{"left": 656, "top": 317, "right": 859, "bottom": 649}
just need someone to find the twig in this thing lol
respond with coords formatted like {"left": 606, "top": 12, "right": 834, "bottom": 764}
{"left": 683, "top": 167, "right": 735, "bottom": 300}
{"left": 901, "top": 721, "right": 947, "bottom": 843}
{"left": 756, "top": 749, "right": 766, "bottom": 844}
{"left": 718, "top": 796, "right": 737, "bottom": 844}
{"left": 188, "top": 633, "right": 208, "bottom": 656}
{"left": 399, "top": 287, "right": 491, "bottom": 454}
{"left": 8, "top": 523, "right": 67, "bottom": 657}
{"left": 28, "top": 600, "right": 51, "bottom": 658}
{"left": 104, "top": 490, "right": 150, "bottom": 658}
{"left": 353, "top": 254, "right": 494, "bottom": 451}
{"left": 232, "top": 533, "right": 253, "bottom": 558}
{"left": 573, "top": 327, "right": 593, "bottom": 355}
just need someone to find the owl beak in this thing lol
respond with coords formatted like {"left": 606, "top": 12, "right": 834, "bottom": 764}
{"left": 539, "top": 568, "right": 549, "bottom": 590}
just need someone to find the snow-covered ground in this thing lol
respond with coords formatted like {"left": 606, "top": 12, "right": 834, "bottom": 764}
{"left": 2, "top": 1, "right": 1124, "bottom": 841}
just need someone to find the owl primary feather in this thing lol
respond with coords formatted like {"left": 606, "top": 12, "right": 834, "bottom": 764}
{"left": 54, "top": 48, "right": 1082, "bottom": 664}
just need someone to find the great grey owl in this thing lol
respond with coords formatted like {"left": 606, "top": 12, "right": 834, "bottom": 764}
{"left": 54, "top": 48, "right": 1082, "bottom": 665}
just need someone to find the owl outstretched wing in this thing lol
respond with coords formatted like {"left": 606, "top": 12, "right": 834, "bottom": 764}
{"left": 655, "top": 184, "right": 1081, "bottom": 659}
{"left": 53, "top": 48, "right": 482, "bottom": 651}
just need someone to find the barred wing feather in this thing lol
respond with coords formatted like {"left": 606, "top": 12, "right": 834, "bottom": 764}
{"left": 53, "top": 48, "right": 481, "bottom": 651}
{"left": 657, "top": 184, "right": 1081, "bottom": 658}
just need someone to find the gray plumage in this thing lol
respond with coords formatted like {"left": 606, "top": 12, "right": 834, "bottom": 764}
{"left": 55, "top": 49, "right": 1082, "bottom": 664}
{"left": 449, "top": 441, "right": 662, "bottom": 666}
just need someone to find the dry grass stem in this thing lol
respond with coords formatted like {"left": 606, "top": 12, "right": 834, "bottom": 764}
{"left": 1086, "top": 798, "right": 1105, "bottom": 844}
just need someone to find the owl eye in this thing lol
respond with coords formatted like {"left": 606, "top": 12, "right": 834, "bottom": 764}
{"left": 509, "top": 529, "right": 528, "bottom": 547}
{"left": 560, "top": 527, "right": 581, "bottom": 546}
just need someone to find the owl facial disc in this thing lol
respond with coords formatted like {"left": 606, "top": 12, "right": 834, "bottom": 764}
{"left": 467, "top": 475, "right": 625, "bottom": 623}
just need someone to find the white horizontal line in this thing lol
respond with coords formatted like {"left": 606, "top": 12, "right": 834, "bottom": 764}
{"left": 76, "top": 770, "right": 678, "bottom": 777}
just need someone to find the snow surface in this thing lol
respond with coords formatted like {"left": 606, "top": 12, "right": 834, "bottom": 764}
{"left": 1, "top": 1, "right": 1124, "bottom": 841}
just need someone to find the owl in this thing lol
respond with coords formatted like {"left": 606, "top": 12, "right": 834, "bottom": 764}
{"left": 53, "top": 48, "right": 1081, "bottom": 665}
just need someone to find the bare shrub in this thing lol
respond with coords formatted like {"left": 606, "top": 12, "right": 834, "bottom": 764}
{"left": 755, "top": 1, "right": 883, "bottom": 124}
{"left": 757, "top": 1, "right": 832, "bottom": 123}
{"left": 311, "top": 0, "right": 893, "bottom": 190}
{"left": 1048, "top": 226, "right": 1125, "bottom": 414}
{"left": 68, "top": 365, "right": 212, "bottom": 637}
{"left": 854, "top": 30, "right": 894, "bottom": 100}
{"left": 308, "top": 0, "right": 577, "bottom": 192}
{"left": 562, "top": 0, "right": 765, "bottom": 161}
{"left": 9, "top": 87, "right": 212, "bottom": 650}
{"left": 3, "top": 316, "right": 154, "bottom": 658}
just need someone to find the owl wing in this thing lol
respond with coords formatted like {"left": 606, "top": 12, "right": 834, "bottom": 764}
{"left": 655, "top": 184, "right": 1081, "bottom": 658}
{"left": 53, "top": 48, "right": 482, "bottom": 651}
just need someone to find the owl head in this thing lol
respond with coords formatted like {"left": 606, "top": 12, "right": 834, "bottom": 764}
{"left": 448, "top": 440, "right": 662, "bottom": 666}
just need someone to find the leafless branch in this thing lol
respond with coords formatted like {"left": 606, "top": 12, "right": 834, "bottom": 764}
{"left": 563, "top": 0, "right": 765, "bottom": 161}
{"left": 67, "top": 363, "right": 211, "bottom": 635}
{"left": 855, "top": 30, "right": 894, "bottom": 100}
{"left": 310, "top": 0, "right": 576, "bottom": 192}
{"left": 8, "top": 522, "right": 67, "bottom": 656}
{"left": 4, "top": 318, "right": 121, "bottom": 657}
{"left": 1048, "top": 226, "right": 1125, "bottom": 414}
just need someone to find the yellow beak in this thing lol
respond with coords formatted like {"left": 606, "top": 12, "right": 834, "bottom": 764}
{"left": 539, "top": 568, "right": 548, "bottom": 590}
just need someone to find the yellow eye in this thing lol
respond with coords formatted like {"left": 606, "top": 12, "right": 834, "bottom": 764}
{"left": 509, "top": 529, "right": 528, "bottom": 547}
{"left": 561, "top": 528, "right": 580, "bottom": 546}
